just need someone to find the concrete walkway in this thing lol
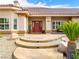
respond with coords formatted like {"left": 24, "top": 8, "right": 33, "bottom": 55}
{"left": 0, "top": 37, "right": 17, "bottom": 59}
{"left": 14, "top": 34, "right": 66, "bottom": 59}
{"left": 14, "top": 47, "right": 63, "bottom": 59}
{"left": 0, "top": 34, "right": 66, "bottom": 59}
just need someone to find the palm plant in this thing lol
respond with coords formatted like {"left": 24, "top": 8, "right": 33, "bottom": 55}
{"left": 60, "top": 21, "right": 79, "bottom": 42}
{"left": 60, "top": 21, "right": 79, "bottom": 59}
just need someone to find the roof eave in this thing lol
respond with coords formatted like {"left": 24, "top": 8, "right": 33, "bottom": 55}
{"left": 0, "top": 6, "right": 22, "bottom": 10}
{"left": 16, "top": 11, "right": 29, "bottom": 16}
{"left": 29, "top": 15, "right": 79, "bottom": 17}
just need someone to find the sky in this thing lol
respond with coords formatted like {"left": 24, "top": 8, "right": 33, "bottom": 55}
{"left": 0, "top": 0, "right": 79, "bottom": 8}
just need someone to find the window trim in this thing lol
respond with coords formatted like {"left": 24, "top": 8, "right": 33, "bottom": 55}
{"left": 52, "top": 21, "right": 64, "bottom": 30}
{"left": 14, "top": 18, "right": 17, "bottom": 29}
{"left": 0, "top": 18, "right": 9, "bottom": 30}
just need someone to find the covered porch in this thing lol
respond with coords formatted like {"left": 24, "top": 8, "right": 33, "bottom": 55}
{"left": 27, "top": 16, "right": 71, "bottom": 34}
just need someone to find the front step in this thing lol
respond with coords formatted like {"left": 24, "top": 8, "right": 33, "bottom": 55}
{"left": 20, "top": 37, "right": 55, "bottom": 43}
{"left": 15, "top": 39, "right": 60, "bottom": 48}
{"left": 13, "top": 47, "right": 63, "bottom": 59}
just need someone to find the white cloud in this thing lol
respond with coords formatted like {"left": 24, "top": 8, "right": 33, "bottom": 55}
{"left": 16, "top": 0, "right": 79, "bottom": 8}
{"left": 18, "top": 0, "right": 69, "bottom": 8}
{"left": 0, "top": 0, "right": 13, "bottom": 4}
{"left": 0, "top": 0, "right": 79, "bottom": 8}
{"left": 18, "top": 0, "right": 47, "bottom": 7}
{"left": 48, "top": 5, "right": 69, "bottom": 8}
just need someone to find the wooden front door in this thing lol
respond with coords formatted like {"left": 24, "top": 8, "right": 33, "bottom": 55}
{"left": 32, "top": 21, "right": 42, "bottom": 33}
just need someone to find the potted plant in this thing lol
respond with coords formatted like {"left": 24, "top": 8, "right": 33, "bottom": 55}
{"left": 60, "top": 21, "right": 79, "bottom": 44}
{"left": 60, "top": 21, "right": 79, "bottom": 59}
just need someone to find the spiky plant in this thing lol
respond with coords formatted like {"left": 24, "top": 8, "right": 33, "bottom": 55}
{"left": 60, "top": 21, "right": 79, "bottom": 41}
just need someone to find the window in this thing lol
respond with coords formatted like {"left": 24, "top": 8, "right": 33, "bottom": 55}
{"left": 52, "top": 21, "right": 63, "bottom": 29}
{"left": 52, "top": 22, "right": 55, "bottom": 29}
{"left": 14, "top": 18, "right": 17, "bottom": 29}
{"left": 0, "top": 18, "right": 9, "bottom": 30}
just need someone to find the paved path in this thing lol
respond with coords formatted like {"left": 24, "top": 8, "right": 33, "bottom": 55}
{"left": 0, "top": 37, "right": 17, "bottom": 59}
{"left": 14, "top": 34, "right": 66, "bottom": 59}
{"left": 14, "top": 47, "right": 63, "bottom": 59}
{"left": 0, "top": 34, "right": 66, "bottom": 59}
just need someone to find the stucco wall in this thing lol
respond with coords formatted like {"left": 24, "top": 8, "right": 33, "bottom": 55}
{"left": 10, "top": 11, "right": 18, "bottom": 30}
{"left": 46, "top": 16, "right": 52, "bottom": 32}
{"left": 0, "top": 11, "right": 11, "bottom": 18}
{"left": 18, "top": 15, "right": 28, "bottom": 31}
{"left": 0, "top": 10, "right": 28, "bottom": 33}
{"left": 72, "top": 17, "right": 79, "bottom": 21}
{"left": 0, "top": 10, "right": 18, "bottom": 30}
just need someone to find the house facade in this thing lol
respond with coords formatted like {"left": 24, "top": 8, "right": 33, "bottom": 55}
{"left": 0, "top": 1, "right": 79, "bottom": 38}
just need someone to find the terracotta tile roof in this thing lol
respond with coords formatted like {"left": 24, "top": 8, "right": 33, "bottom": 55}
{"left": 0, "top": 5, "right": 79, "bottom": 16}
{"left": 27, "top": 7, "right": 79, "bottom": 16}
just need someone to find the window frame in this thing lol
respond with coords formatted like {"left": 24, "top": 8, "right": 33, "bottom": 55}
{"left": 0, "top": 18, "right": 9, "bottom": 30}
{"left": 14, "top": 18, "right": 17, "bottom": 29}
{"left": 52, "top": 20, "right": 64, "bottom": 30}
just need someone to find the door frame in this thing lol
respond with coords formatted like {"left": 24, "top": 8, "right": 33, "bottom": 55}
{"left": 32, "top": 21, "right": 42, "bottom": 33}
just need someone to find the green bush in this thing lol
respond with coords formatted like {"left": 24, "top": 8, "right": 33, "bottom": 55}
{"left": 73, "top": 49, "right": 79, "bottom": 59}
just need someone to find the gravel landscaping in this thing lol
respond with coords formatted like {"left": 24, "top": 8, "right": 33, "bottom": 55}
{"left": 0, "top": 37, "right": 17, "bottom": 59}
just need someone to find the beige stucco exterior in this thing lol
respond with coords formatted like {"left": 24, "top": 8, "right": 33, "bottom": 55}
{"left": 72, "top": 17, "right": 79, "bottom": 21}
{"left": 0, "top": 10, "right": 17, "bottom": 31}
{"left": 46, "top": 16, "right": 52, "bottom": 33}
{"left": 0, "top": 4, "right": 79, "bottom": 39}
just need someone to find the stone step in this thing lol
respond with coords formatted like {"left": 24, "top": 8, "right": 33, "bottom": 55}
{"left": 15, "top": 39, "right": 60, "bottom": 48}
{"left": 20, "top": 36, "right": 62, "bottom": 43}
{"left": 13, "top": 47, "right": 63, "bottom": 59}
{"left": 20, "top": 37, "right": 54, "bottom": 42}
